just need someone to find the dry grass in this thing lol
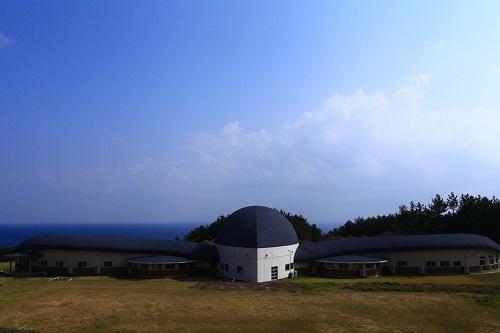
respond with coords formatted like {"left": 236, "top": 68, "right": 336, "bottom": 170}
{"left": 0, "top": 274, "right": 499, "bottom": 333}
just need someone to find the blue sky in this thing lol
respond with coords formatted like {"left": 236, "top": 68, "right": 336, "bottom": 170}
{"left": 1, "top": 1, "right": 500, "bottom": 224}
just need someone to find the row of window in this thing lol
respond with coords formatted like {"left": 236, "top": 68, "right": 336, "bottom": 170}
{"left": 324, "top": 263, "right": 379, "bottom": 270}
{"left": 131, "top": 263, "right": 190, "bottom": 270}
{"left": 396, "top": 260, "right": 463, "bottom": 267}
{"left": 479, "top": 256, "right": 499, "bottom": 266}
{"left": 39, "top": 260, "right": 111, "bottom": 268}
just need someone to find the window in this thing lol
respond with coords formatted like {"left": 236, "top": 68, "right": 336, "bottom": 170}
{"left": 56, "top": 261, "right": 64, "bottom": 268}
{"left": 324, "top": 263, "right": 337, "bottom": 269}
{"left": 224, "top": 264, "right": 229, "bottom": 272}
{"left": 103, "top": 261, "right": 112, "bottom": 267}
{"left": 290, "top": 263, "right": 294, "bottom": 269}
{"left": 151, "top": 264, "right": 162, "bottom": 270}
{"left": 237, "top": 266, "right": 243, "bottom": 273}
{"left": 489, "top": 256, "right": 494, "bottom": 264}
{"left": 132, "top": 263, "right": 139, "bottom": 269}
{"left": 480, "top": 256, "right": 486, "bottom": 266}
{"left": 397, "top": 261, "right": 407, "bottom": 267}
{"left": 40, "top": 260, "right": 48, "bottom": 267}
{"left": 178, "top": 263, "right": 188, "bottom": 269}
{"left": 285, "top": 264, "right": 290, "bottom": 271}
{"left": 453, "top": 261, "right": 462, "bottom": 267}
{"left": 338, "top": 263, "right": 349, "bottom": 269}
{"left": 220, "top": 263, "right": 224, "bottom": 270}
{"left": 271, "top": 266, "right": 278, "bottom": 280}
{"left": 78, "top": 261, "right": 87, "bottom": 268}
{"left": 426, "top": 261, "right": 436, "bottom": 267}
{"left": 365, "top": 263, "right": 375, "bottom": 269}
{"left": 165, "top": 263, "right": 176, "bottom": 270}
{"left": 440, "top": 261, "right": 450, "bottom": 267}
{"left": 140, "top": 263, "right": 148, "bottom": 270}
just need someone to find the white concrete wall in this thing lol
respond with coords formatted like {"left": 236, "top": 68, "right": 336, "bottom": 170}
{"left": 256, "top": 244, "right": 298, "bottom": 282}
{"left": 30, "top": 249, "right": 151, "bottom": 268}
{"left": 216, "top": 244, "right": 299, "bottom": 282}
{"left": 363, "top": 248, "right": 499, "bottom": 272}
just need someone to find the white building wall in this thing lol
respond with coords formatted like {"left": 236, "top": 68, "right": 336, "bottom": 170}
{"left": 31, "top": 249, "right": 151, "bottom": 268}
{"left": 216, "top": 244, "right": 299, "bottom": 282}
{"left": 363, "top": 248, "right": 499, "bottom": 272}
{"left": 256, "top": 244, "right": 298, "bottom": 282}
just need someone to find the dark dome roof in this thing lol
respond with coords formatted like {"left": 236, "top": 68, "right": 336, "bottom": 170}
{"left": 215, "top": 206, "right": 299, "bottom": 248}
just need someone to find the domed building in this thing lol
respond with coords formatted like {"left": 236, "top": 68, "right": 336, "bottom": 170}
{"left": 215, "top": 206, "right": 299, "bottom": 282}
{"left": 4, "top": 205, "right": 500, "bottom": 280}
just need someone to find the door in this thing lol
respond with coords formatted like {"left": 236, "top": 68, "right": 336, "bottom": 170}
{"left": 271, "top": 266, "right": 278, "bottom": 280}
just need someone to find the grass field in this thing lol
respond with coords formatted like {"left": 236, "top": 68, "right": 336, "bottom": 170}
{"left": 0, "top": 273, "right": 499, "bottom": 333}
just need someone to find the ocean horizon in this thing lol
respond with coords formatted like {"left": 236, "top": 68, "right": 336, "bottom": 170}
{"left": 0, "top": 223, "right": 201, "bottom": 247}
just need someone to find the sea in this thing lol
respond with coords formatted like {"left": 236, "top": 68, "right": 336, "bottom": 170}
{"left": 0, "top": 223, "right": 200, "bottom": 247}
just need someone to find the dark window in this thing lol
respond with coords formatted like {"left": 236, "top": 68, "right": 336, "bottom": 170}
{"left": 178, "top": 263, "right": 188, "bottom": 269}
{"left": 237, "top": 266, "right": 243, "bottom": 273}
{"left": 271, "top": 266, "right": 278, "bottom": 280}
{"left": 132, "top": 263, "right": 139, "bottom": 269}
{"left": 224, "top": 264, "right": 229, "bottom": 271}
{"left": 338, "top": 263, "right": 349, "bottom": 269}
{"left": 140, "top": 263, "right": 149, "bottom": 269}
{"left": 151, "top": 264, "right": 162, "bottom": 270}
{"left": 220, "top": 263, "right": 224, "bottom": 270}
{"left": 103, "top": 261, "right": 112, "bottom": 267}
{"left": 426, "top": 261, "right": 436, "bottom": 267}
{"left": 56, "top": 261, "right": 64, "bottom": 268}
{"left": 489, "top": 256, "right": 494, "bottom": 264}
{"left": 365, "top": 263, "right": 375, "bottom": 269}
{"left": 440, "top": 261, "right": 450, "bottom": 267}
{"left": 480, "top": 256, "right": 486, "bottom": 266}
{"left": 285, "top": 264, "right": 290, "bottom": 271}
{"left": 396, "top": 261, "right": 407, "bottom": 267}
{"left": 290, "top": 263, "right": 294, "bottom": 269}
{"left": 40, "top": 260, "right": 48, "bottom": 267}
{"left": 78, "top": 261, "right": 87, "bottom": 268}
{"left": 165, "top": 263, "right": 176, "bottom": 270}
{"left": 453, "top": 261, "right": 461, "bottom": 267}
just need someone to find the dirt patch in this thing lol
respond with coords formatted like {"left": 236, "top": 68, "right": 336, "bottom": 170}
{"left": 193, "top": 280, "right": 305, "bottom": 291}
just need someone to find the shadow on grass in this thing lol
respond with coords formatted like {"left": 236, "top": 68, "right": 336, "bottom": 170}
{"left": 0, "top": 328, "right": 40, "bottom": 333}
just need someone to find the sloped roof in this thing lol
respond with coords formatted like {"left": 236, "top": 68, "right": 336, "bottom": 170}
{"left": 215, "top": 206, "right": 299, "bottom": 248}
{"left": 14, "top": 234, "right": 219, "bottom": 261}
{"left": 295, "top": 233, "right": 500, "bottom": 262}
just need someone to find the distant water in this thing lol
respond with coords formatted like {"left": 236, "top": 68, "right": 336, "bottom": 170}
{"left": 0, "top": 223, "right": 200, "bottom": 247}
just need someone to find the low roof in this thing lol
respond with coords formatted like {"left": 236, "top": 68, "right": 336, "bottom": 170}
{"left": 295, "top": 233, "right": 500, "bottom": 262}
{"left": 128, "top": 255, "right": 197, "bottom": 264}
{"left": 14, "top": 235, "right": 219, "bottom": 262}
{"left": 316, "top": 255, "right": 387, "bottom": 264}
{"left": 2, "top": 251, "right": 42, "bottom": 258}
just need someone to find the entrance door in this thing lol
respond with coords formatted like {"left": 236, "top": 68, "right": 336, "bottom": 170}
{"left": 271, "top": 266, "right": 278, "bottom": 280}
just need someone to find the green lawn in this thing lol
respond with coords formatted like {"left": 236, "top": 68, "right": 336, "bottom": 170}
{"left": 0, "top": 273, "right": 499, "bottom": 333}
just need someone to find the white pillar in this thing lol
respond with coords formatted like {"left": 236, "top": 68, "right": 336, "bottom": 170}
{"left": 361, "top": 264, "right": 367, "bottom": 277}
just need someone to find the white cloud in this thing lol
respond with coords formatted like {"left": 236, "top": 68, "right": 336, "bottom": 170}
{"left": 180, "top": 74, "right": 500, "bottom": 219}
{"left": 6, "top": 74, "right": 500, "bottom": 222}
{"left": 0, "top": 33, "right": 13, "bottom": 48}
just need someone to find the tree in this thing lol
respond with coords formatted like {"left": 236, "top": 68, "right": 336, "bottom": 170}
{"left": 447, "top": 192, "right": 458, "bottom": 214}
{"left": 429, "top": 194, "right": 448, "bottom": 217}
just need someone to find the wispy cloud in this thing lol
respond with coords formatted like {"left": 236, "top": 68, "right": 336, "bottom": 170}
{"left": 0, "top": 33, "right": 13, "bottom": 48}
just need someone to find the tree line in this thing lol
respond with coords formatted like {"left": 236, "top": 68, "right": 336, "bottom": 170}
{"left": 184, "top": 193, "right": 500, "bottom": 244}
